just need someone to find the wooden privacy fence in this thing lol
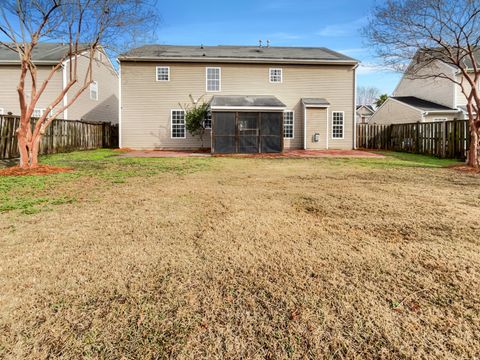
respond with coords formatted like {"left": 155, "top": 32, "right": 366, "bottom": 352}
{"left": 0, "top": 115, "right": 119, "bottom": 159}
{"left": 357, "top": 120, "right": 470, "bottom": 160}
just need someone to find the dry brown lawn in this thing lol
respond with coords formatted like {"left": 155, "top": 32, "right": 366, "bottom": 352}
{"left": 0, "top": 150, "right": 479, "bottom": 359}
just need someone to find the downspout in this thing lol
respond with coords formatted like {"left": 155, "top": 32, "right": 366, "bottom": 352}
{"left": 62, "top": 62, "right": 68, "bottom": 119}
{"left": 303, "top": 104, "right": 307, "bottom": 150}
{"left": 353, "top": 63, "right": 359, "bottom": 149}
{"left": 118, "top": 60, "right": 122, "bottom": 148}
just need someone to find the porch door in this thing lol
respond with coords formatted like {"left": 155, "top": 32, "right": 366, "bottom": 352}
{"left": 238, "top": 113, "right": 259, "bottom": 153}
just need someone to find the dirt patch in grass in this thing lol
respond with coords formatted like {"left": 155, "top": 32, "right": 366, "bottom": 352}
{"left": 0, "top": 153, "right": 479, "bottom": 359}
{"left": 0, "top": 164, "right": 73, "bottom": 176}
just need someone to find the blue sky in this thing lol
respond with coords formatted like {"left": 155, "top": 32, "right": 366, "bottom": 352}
{"left": 152, "top": 0, "right": 402, "bottom": 94}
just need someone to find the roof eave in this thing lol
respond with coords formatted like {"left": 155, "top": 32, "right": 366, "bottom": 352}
{"left": 118, "top": 56, "right": 358, "bottom": 66}
{"left": 0, "top": 60, "right": 58, "bottom": 65}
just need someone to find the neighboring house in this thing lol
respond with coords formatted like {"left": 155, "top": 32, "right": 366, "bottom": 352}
{"left": 0, "top": 43, "right": 119, "bottom": 123}
{"left": 370, "top": 96, "right": 459, "bottom": 124}
{"left": 370, "top": 55, "right": 480, "bottom": 124}
{"left": 118, "top": 45, "right": 358, "bottom": 153}
{"left": 356, "top": 104, "right": 375, "bottom": 123}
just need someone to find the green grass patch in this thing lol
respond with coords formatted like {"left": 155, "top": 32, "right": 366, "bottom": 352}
{"left": 0, "top": 149, "right": 213, "bottom": 214}
{"left": 322, "top": 151, "right": 462, "bottom": 169}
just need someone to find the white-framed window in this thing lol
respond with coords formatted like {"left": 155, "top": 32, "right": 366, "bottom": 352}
{"left": 283, "top": 110, "right": 294, "bottom": 139}
{"left": 90, "top": 81, "right": 98, "bottom": 100}
{"left": 156, "top": 66, "right": 170, "bottom": 81}
{"left": 171, "top": 109, "right": 186, "bottom": 139}
{"left": 204, "top": 112, "right": 212, "bottom": 129}
{"left": 206, "top": 67, "right": 221, "bottom": 92}
{"left": 33, "top": 108, "right": 45, "bottom": 118}
{"left": 0, "top": 108, "right": 4, "bottom": 115}
{"left": 433, "top": 118, "right": 447, "bottom": 122}
{"left": 332, "top": 111, "right": 344, "bottom": 139}
{"left": 269, "top": 68, "right": 283, "bottom": 83}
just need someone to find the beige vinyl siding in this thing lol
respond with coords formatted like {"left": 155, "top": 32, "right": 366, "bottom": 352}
{"left": 370, "top": 98, "right": 422, "bottom": 124}
{"left": 455, "top": 74, "right": 480, "bottom": 108}
{"left": 67, "top": 50, "right": 119, "bottom": 123}
{"left": 0, "top": 65, "right": 63, "bottom": 117}
{"left": 394, "top": 60, "right": 456, "bottom": 109}
{"left": 120, "top": 62, "right": 355, "bottom": 150}
{"left": 305, "top": 108, "right": 327, "bottom": 149}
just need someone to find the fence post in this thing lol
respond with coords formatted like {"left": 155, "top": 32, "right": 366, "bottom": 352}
{"left": 441, "top": 120, "right": 447, "bottom": 158}
{"left": 415, "top": 122, "right": 420, "bottom": 153}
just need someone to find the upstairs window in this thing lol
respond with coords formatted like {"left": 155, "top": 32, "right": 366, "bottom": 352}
{"left": 90, "top": 81, "right": 98, "bottom": 100}
{"left": 206, "top": 67, "right": 221, "bottom": 92}
{"left": 171, "top": 110, "right": 186, "bottom": 138}
{"left": 332, "top": 111, "right": 344, "bottom": 139}
{"left": 156, "top": 66, "right": 170, "bottom": 81}
{"left": 269, "top": 68, "right": 283, "bottom": 83}
{"left": 283, "top": 111, "right": 294, "bottom": 138}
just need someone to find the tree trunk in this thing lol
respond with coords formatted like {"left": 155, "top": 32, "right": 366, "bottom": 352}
{"left": 467, "top": 128, "right": 479, "bottom": 167}
{"left": 17, "top": 130, "right": 41, "bottom": 168}
{"left": 17, "top": 130, "right": 30, "bottom": 168}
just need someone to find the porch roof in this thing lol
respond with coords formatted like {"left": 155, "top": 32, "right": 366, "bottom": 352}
{"left": 210, "top": 95, "right": 286, "bottom": 111}
{"left": 302, "top": 98, "right": 331, "bottom": 107}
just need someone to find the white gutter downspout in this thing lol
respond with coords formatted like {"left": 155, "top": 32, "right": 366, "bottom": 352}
{"left": 303, "top": 104, "right": 307, "bottom": 150}
{"left": 353, "top": 63, "right": 359, "bottom": 149}
{"left": 62, "top": 63, "right": 68, "bottom": 119}
{"left": 118, "top": 60, "right": 122, "bottom": 148}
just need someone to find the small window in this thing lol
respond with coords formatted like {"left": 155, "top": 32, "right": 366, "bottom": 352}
{"left": 156, "top": 66, "right": 170, "bottom": 81}
{"left": 90, "top": 81, "right": 98, "bottom": 100}
{"left": 332, "top": 112, "right": 344, "bottom": 139}
{"left": 206, "top": 67, "right": 221, "bottom": 92}
{"left": 204, "top": 112, "right": 212, "bottom": 129}
{"left": 269, "top": 68, "right": 283, "bottom": 83}
{"left": 283, "top": 111, "right": 294, "bottom": 139}
{"left": 32, "top": 108, "right": 45, "bottom": 118}
{"left": 171, "top": 110, "right": 186, "bottom": 138}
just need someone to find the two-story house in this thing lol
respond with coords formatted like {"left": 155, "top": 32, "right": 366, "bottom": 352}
{"left": 118, "top": 45, "right": 358, "bottom": 153}
{"left": 370, "top": 56, "right": 479, "bottom": 124}
{"left": 0, "top": 43, "right": 119, "bottom": 123}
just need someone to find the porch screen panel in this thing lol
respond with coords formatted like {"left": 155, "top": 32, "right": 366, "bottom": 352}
{"left": 213, "top": 112, "right": 236, "bottom": 153}
{"left": 260, "top": 112, "right": 283, "bottom": 153}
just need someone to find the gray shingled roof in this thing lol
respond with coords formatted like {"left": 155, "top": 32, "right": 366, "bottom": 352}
{"left": 302, "top": 98, "right": 330, "bottom": 107}
{"left": 119, "top": 45, "right": 357, "bottom": 64}
{"left": 0, "top": 43, "right": 89, "bottom": 64}
{"left": 392, "top": 96, "right": 458, "bottom": 112}
{"left": 210, "top": 95, "right": 286, "bottom": 109}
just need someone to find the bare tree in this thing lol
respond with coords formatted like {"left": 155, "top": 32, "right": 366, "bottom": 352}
{"left": 363, "top": 0, "right": 480, "bottom": 167}
{"left": 357, "top": 86, "right": 381, "bottom": 105}
{"left": 0, "top": 0, "right": 157, "bottom": 168}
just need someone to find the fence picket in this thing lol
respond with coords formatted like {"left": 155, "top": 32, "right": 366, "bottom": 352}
{"left": 0, "top": 115, "right": 118, "bottom": 160}
{"left": 357, "top": 120, "right": 469, "bottom": 160}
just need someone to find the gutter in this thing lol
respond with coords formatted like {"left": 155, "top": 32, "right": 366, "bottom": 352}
{"left": 118, "top": 57, "right": 358, "bottom": 66}
{"left": 210, "top": 106, "right": 286, "bottom": 111}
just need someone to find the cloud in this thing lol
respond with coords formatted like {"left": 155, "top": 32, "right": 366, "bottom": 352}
{"left": 357, "top": 62, "right": 393, "bottom": 75}
{"left": 316, "top": 17, "right": 367, "bottom": 37}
